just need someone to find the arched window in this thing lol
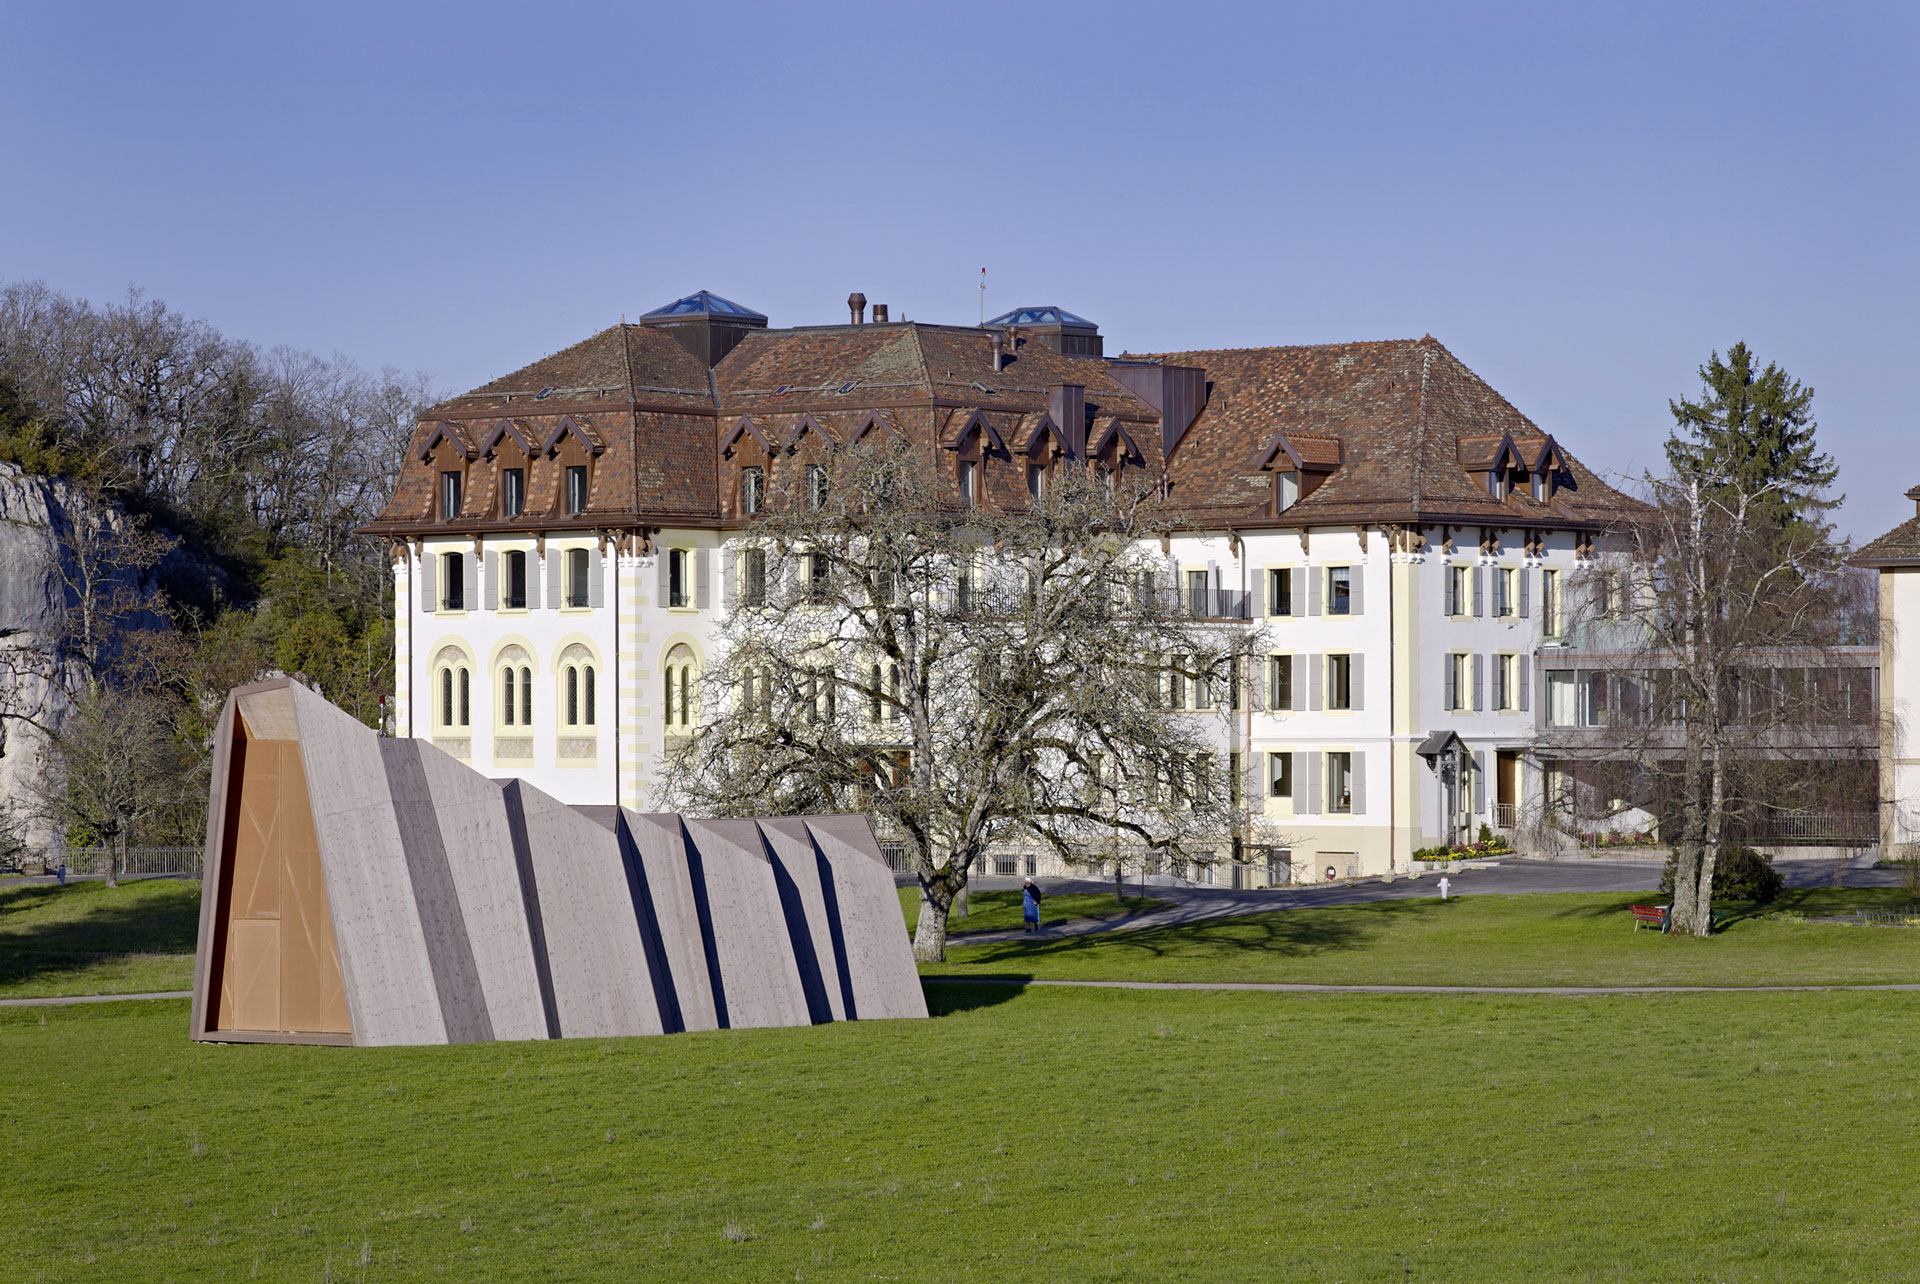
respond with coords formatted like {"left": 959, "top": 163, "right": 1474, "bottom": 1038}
{"left": 432, "top": 645, "right": 472, "bottom": 732}
{"left": 558, "top": 643, "right": 598, "bottom": 729}
{"left": 663, "top": 643, "right": 697, "bottom": 732}
{"left": 495, "top": 645, "right": 533, "bottom": 729}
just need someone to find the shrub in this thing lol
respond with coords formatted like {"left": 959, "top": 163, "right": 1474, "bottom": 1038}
{"left": 1660, "top": 845, "right": 1783, "bottom": 903}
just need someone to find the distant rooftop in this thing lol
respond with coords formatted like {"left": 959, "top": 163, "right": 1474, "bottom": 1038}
{"left": 984, "top": 306, "right": 1095, "bottom": 329}
{"left": 642, "top": 290, "right": 768, "bottom": 322}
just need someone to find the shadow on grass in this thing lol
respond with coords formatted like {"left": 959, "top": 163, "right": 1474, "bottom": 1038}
{"left": 944, "top": 896, "right": 1447, "bottom": 969}
{"left": 921, "top": 977, "right": 1032, "bottom": 1016}
{"left": 0, "top": 882, "right": 202, "bottom": 987}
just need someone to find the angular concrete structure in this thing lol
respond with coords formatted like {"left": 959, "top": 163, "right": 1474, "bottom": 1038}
{"left": 191, "top": 679, "right": 926, "bottom": 1046}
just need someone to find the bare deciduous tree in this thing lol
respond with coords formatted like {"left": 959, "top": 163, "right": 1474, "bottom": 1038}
{"left": 35, "top": 686, "right": 192, "bottom": 887}
{"left": 656, "top": 442, "right": 1268, "bottom": 961}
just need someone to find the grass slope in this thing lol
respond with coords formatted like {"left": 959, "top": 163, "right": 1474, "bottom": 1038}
{"left": 3, "top": 989, "right": 1919, "bottom": 1281}
{"left": 897, "top": 887, "right": 1168, "bottom": 936}
{"left": 923, "top": 887, "right": 1920, "bottom": 987}
{"left": 0, "top": 879, "right": 199, "bottom": 998}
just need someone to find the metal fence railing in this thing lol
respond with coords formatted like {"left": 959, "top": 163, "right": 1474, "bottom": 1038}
{"left": 61, "top": 846, "right": 203, "bottom": 876}
{"left": 1850, "top": 906, "right": 1920, "bottom": 928}
{"left": 1726, "top": 813, "right": 1877, "bottom": 846}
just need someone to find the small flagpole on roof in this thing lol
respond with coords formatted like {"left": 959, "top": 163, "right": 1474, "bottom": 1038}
{"left": 979, "top": 268, "right": 986, "bottom": 326}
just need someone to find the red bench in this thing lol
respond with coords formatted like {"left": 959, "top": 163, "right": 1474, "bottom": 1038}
{"left": 1629, "top": 904, "right": 1669, "bottom": 932}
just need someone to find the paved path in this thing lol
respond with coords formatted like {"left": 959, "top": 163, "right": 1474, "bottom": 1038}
{"left": 0, "top": 990, "right": 191, "bottom": 1008}
{"left": 939, "top": 858, "right": 1899, "bottom": 947}
{"left": 925, "top": 977, "right": 1920, "bottom": 996}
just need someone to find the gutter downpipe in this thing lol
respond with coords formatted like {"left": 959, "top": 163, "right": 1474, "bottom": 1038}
{"left": 1386, "top": 526, "right": 1396, "bottom": 874}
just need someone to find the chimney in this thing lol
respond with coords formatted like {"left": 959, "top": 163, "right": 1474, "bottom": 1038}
{"left": 872, "top": 303, "right": 889, "bottom": 323}
{"left": 1050, "top": 383, "right": 1086, "bottom": 458}
{"left": 1908, "top": 484, "right": 1920, "bottom": 516}
{"left": 847, "top": 292, "right": 867, "bottom": 325}
{"left": 990, "top": 332, "right": 1005, "bottom": 372}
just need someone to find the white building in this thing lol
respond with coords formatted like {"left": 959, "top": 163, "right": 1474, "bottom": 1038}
{"left": 368, "top": 293, "right": 1645, "bottom": 882}
{"left": 1855, "top": 485, "right": 1920, "bottom": 853}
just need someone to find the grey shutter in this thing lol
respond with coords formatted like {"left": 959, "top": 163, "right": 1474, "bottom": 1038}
{"left": 1307, "top": 653, "right": 1322, "bottom": 711}
{"left": 1444, "top": 566, "right": 1457, "bottom": 616}
{"left": 1251, "top": 569, "right": 1265, "bottom": 618}
{"left": 1206, "top": 559, "right": 1219, "bottom": 618}
{"left": 463, "top": 553, "right": 478, "bottom": 612}
{"left": 545, "top": 551, "right": 560, "bottom": 609}
{"left": 696, "top": 547, "right": 711, "bottom": 610}
{"left": 1493, "top": 656, "right": 1505, "bottom": 711}
{"left": 419, "top": 551, "right": 436, "bottom": 613}
{"left": 1473, "top": 751, "right": 1487, "bottom": 813}
{"left": 1306, "top": 751, "right": 1323, "bottom": 815}
{"left": 1291, "top": 751, "right": 1309, "bottom": 812}
{"left": 1350, "top": 567, "right": 1364, "bottom": 616}
{"left": 1249, "top": 658, "right": 1265, "bottom": 710}
{"left": 1243, "top": 752, "right": 1261, "bottom": 808}
{"left": 1306, "top": 566, "right": 1321, "bottom": 617}
{"left": 1351, "top": 751, "right": 1367, "bottom": 815}
{"left": 1472, "top": 653, "right": 1485, "bottom": 711}
{"left": 1519, "top": 655, "right": 1532, "bottom": 711}
{"left": 1290, "top": 569, "right": 1306, "bottom": 617}
{"left": 1518, "top": 568, "right": 1532, "bottom": 618}
{"left": 484, "top": 549, "right": 498, "bottom": 611}
{"left": 588, "top": 548, "right": 605, "bottom": 609}
{"left": 1350, "top": 655, "right": 1364, "bottom": 711}
{"left": 1165, "top": 555, "right": 1179, "bottom": 610}
{"left": 1473, "top": 566, "right": 1486, "bottom": 617}
{"left": 722, "top": 547, "right": 737, "bottom": 609}
{"left": 658, "top": 549, "right": 671, "bottom": 606}
{"left": 1444, "top": 656, "right": 1457, "bottom": 711}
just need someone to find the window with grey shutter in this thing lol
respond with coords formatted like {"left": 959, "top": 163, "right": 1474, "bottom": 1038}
{"left": 1518, "top": 568, "right": 1531, "bottom": 618}
{"left": 1164, "top": 555, "right": 1179, "bottom": 609}
{"left": 1307, "top": 653, "right": 1322, "bottom": 710}
{"left": 419, "top": 551, "right": 435, "bottom": 613}
{"left": 722, "top": 547, "right": 736, "bottom": 609}
{"left": 1306, "top": 750, "right": 1322, "bottom": 815}
{"left": 1472, "top": 750, "right": 1488, "bottom": 813}
{"left": 484, "top": 549, "right": 498, "bottom": 611}
{"left": 463, "top": 553, "right": 478, "bottom": 612}
{"left": 1289, "top": 568, "right": 1305, "bottom": 617}
{"left": 1306, "top": 567, "right": 1321, "bottom": 616}
{"left": 1350, "top": 655, "right": 1364, "bottom": 711}
{"left": 588, "top": 548, "right": 604, "bottom": 609}
{"left": 1350, "top": 567, "right": 1364, "bottom": 616}
{"left": 1351, "top": 751, "right": 1367, "bottom": 814}
{"left": 1250, "top": 570, "right": 1265, "bottom": 618}
{"left": 546, "top": 552, "right": 561, "bottom": 610}
{"left": 1444, "top": 655, "right": 1457, "bottom": 711}
{"left": 1473, "top": 566, "right": 1486, "bottom": 617}
{"left": 1472, "top": 653, "right": 1485, "bottom": 711}
{"left": 696, "top": 547, "right": 711, "bottom": 610}
{"left": 1444, "top": 565, "right": 1457, "bottom": 616}
{"left": 657, "top": 549, "right": 671, "bottom": 606}
{"left": 1519, "top": 656, "right": 1532, "bottom": 711}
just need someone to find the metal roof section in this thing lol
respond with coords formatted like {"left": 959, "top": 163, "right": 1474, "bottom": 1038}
{"left": 985, "top": 306, "right": 1096, "bottom": 329}
{"left": 642, "top": 290, "right": 768, "bottom": 322}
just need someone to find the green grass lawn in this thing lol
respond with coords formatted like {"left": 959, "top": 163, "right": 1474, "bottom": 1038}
{"left": 0, "top": 879, "right": 200, "bottom": 999}
{"left": 922, "top": 886, "right": 1920, "bottom": 987}
{"left": 898, "top": 886, "right": 1167, "bottom": 936}
{"left": 3, "top": 987, "right": 1918, "bottom": 1281}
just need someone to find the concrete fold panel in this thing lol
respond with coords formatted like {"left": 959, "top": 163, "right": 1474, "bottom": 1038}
{"left": 680, "top": 818, "right": 812, "bottom": 1029}
{"left": 507, "top": 780, "right": 664, "bottom": 1039}
{"left": 193, "top": 679, "right": 924, "bottom": 1047}
{"left": 803, "top": 815, "right": 929, "bottom": 1021}
{"left": 620, "top": 812, "right": 720, "bottom": 1033}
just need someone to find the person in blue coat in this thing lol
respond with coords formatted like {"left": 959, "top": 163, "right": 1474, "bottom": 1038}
{"left": 1021, "top": 878, "right": 1044, "bottom": 932}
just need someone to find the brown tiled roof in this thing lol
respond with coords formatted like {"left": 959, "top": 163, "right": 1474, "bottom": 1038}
{"left": 452, "top": 324, "right": 713, "bottom": 411}
{"left": 1139, "top": 337, "right": 1644, "bottom": 528}
{"left": 1853, "top": 505, "right": 1920, "bottom": 565}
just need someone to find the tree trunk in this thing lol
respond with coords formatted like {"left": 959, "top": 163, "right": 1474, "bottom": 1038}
{"left": 104, "top": 834, "right": 120, "bottom": 889}
{"left": 1114, "top": 859, "right": 1124, "bottom": 905}
{"left": 913, "top": 877, "right": 955, "bottom": 963}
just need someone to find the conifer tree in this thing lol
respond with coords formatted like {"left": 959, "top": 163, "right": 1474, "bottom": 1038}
{"left": 1665, "top": 341, "right": 1837, "bottom": 529}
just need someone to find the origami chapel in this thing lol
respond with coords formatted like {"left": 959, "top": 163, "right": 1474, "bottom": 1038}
{"left": 190, "top": 679, "right": 926, "bottom": 1046}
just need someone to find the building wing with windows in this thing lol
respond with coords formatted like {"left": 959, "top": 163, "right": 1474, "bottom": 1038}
{"left": 364, "top": 290, "right": 1659, "bottom": 882}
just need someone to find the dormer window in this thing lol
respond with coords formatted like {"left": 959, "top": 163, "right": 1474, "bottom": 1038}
{"left": 741, "top": 466, "right": 764, "bottom": 515}
{"left": 565, "top": 465, "right": 588, "bottom": 515}
{"left": 1487, "top": 471, "right": 1504, "bottom": 500}
{"left": 441, "top": 471, "right": 463, "bottom": 521}
{"left": 958, "top": 459, "right": 978, "bottom": 508}
{"left": 806, "top": 464, "right": 829, "bottom": 511}
{"left": 1532, "top": 471, "right": 1548, "bottom": 503}
{"left": 1027, "top": 463, "right": 1045, "bottom": 500}
{"left": 1274, "top": 470, "right": 1300, "bottom": 513}
{"left": 501, "top": 468, "right": 525, "bottom": 518}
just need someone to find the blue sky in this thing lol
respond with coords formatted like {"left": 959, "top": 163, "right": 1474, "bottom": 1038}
{"left": 5, "top": 2, "right": 1915, "bottom": 540}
